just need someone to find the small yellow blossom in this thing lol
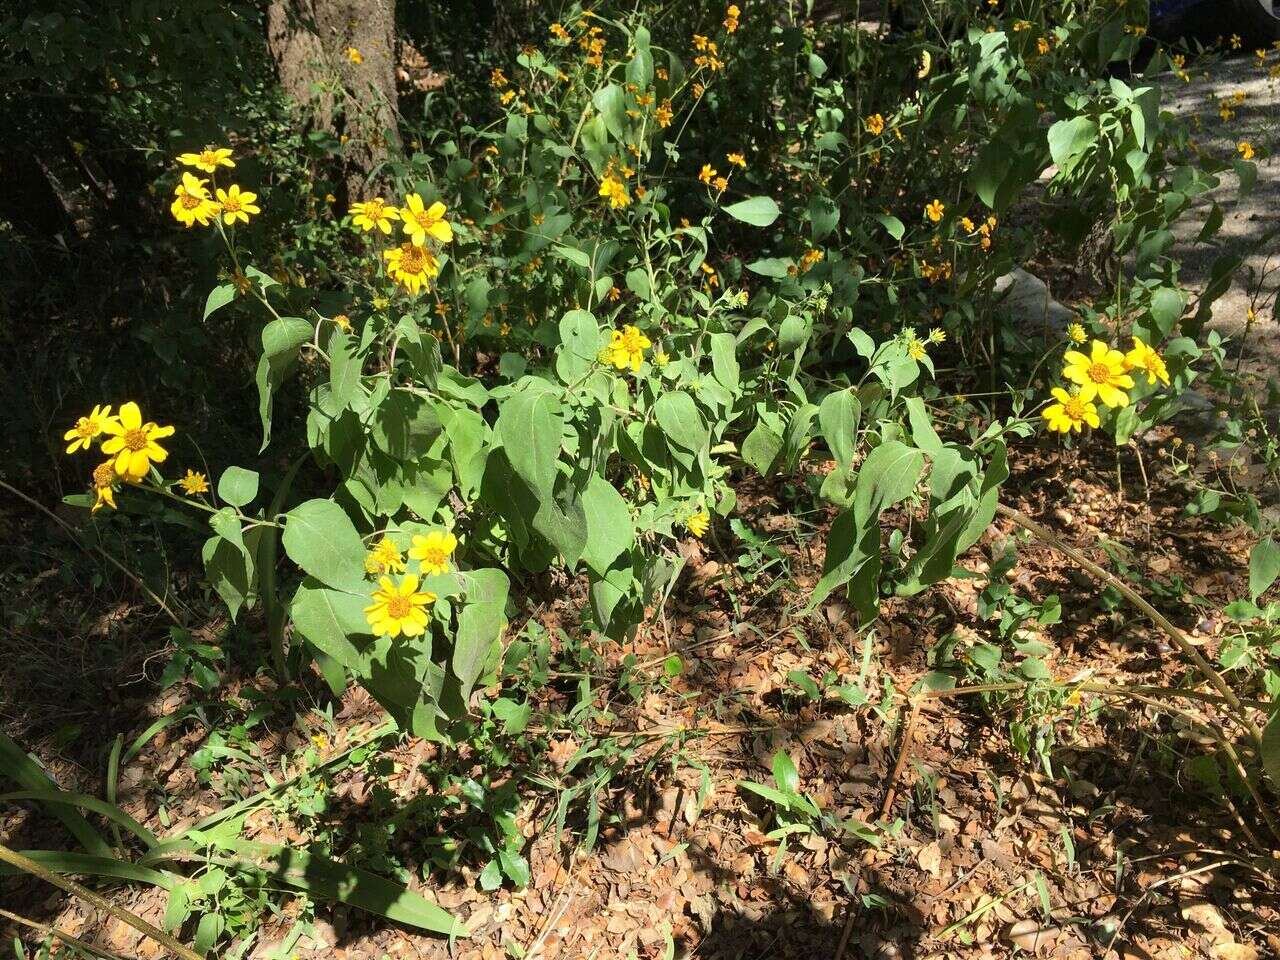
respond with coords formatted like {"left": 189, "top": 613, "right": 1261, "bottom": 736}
{"left": 698, "top": 164, "right": 717, "bottom": 185}
{"left": 215, "top": 184, "right": 260, "bottom": 225}
{"left": 686, "top": 510, "right": 710, "bottom": 538}
{"left": 400, "top": 194, "right": 453, "bottom": 245}
{"left": 365, "top": 536, "right": 407, "bottom": 575}
{"left": 1063, "top": 340, "right": 1134, "bottom": 408}
{"left": 726, "top": 152, "right": 747, "bottom": 168}
{"left": 925, "top": 199, "right": 945, "bottom": 223}
{"left": 1042, "top": 387, "right": 1099, "bottom": 433}
{"left": 1124, "top": 336, "right": 1170, "bottom": 386}
{"left": 364, "top": 574, "right": 435, "bottom": 638}
{"left": 383, "top": 242, "right": 440, "bottom": 295}
{"left": 656, "top": 99, "right": 674, "bottom": 127}
{"left": 170, "top": 173, "right": 221, "bottom": 227}
{"left": 724, "top": 4, "right": 740, "bottom": 32}
{"left": 333, "top": 314, "right": 353, "bottom": 332}
{"left": 99, "top": 402, "right": 175, "bottom": 481}
{"left": 91, "top": 461, "right": 118, "bottom": 513}
{"left": 1238, "top": 141, "right": 1255, "bottom": 160}
{"left": 1067, "top": 322, "right": 1087, "bottom": 344}
{"left": 345, "top": 46, "right": 364, "bottom": 64}
{"left": 606, "top": 325, "right": 651, "bottom": 371}
{"left": 177, "top": 147, "right": 234, "bottom": 173}
{"left": 177, "top": 470, "right": 209, "bottom": 495}
{"left": 907, "top": 336, "right": 928, "bottom": 361}
{"left": 410, "top": 530, "right": 458, "bottom": 576}
{"left": 64, "top": 405, "right": 116, "bottom": 454}
{"left": 928, "top": 327, "right": 946, "bottom": 344}
{"left": 599, "top": 173, "right": 631, "bottom": 209}
{"left": 864, "top": 113, "right": 885, "bottom": 136}
{"left": 350, "top": 197, "right": 400, "bottom": 234}
{"left": 490, "top": 67, "right": 509, "bottom": 89}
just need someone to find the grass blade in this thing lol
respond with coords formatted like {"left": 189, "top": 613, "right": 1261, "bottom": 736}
{"left": 0, "top": 732, "right": 111, "bottom": 857}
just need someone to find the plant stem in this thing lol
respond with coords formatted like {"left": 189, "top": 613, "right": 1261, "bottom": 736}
{"left": 0, "top": 843, "right": 203, "bottom": 960}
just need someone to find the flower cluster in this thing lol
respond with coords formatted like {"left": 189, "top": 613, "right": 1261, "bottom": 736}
{"left": 362, "top": 530, "right": 458, "bottom": 637}
{"left": 1041, "top": 336, "right": 1169, "bottom": 434}
{"left": 169, "top": 146, "right": 260, "bottom": 228}
{"left": 347, "top": 192, "right": 454, "bottom": 295}
{"left": 63, "top": 402, "right": 175, "bottom": 512}
{"left": 602, "top": 324, "right": 652, "bottom": 372}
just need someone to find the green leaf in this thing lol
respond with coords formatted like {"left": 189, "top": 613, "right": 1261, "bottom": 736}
{"left": 256, "top": 316, "right": 312, "bottom": 452}
{"left": 654, "top": 392, "right": 708, "bottom": 453}
{"left": 0, "top": 851, "right": 174, "bottom": 889}
{"left": 291, "top": 580, "right": 368, "bottom": 669}
{"left": 742, "top": 420, "right": 784, "bottom": 476}
{"left": 266, "top": 846, "right": 462, "bottom": 936}
{"left": 555, "top": 309, "right": 602, "bottom": 384}
{"left": 454, "top": 569, "right": 510, "bottom": 702}
{"left": 497, "top": 388, "right": 562, "bottom": 502}
{"left": 282, "top": 500, "right": 367, "bottom": 591}
{"left": 1148, "top": 287, "right": 1183, "bottom": 338}
{"left": 1250, "top": 537, "right": 1280, "bottom": 601}
{"left": 581, "top": 476, "right": 635, "bottom": 576}
{"left": 217, "top": 466, "right": 259, "bottom": 507}
{"left": 709, "top": 333, "right": 740, "bottom": 393}
{"left": 819, "top": 390, "right": 861, "bottom": 468}
{"left": 1047, "top": 116, "right": 1098, "bottom": 168}
{"left": 808, "top": 196, "right": 839, "bottom": 242}
{"left": 328, "top": 328, "right": 362, "bottom": 411}
{"left": 745, "top": 257, "right": 792, "bottom": 278}
{"left": 204, "top": 283, "right": 236, "bottom": 320}
{"left": 771, "top": 750, "right": 799, "bottom": 794}
{"left": 0, "top": 734, "right": 112, "bottom": 857}
{"left": 593, "top": 83, "right": 626, "bottom": 141}
{"left": 874, "top": 214, "right": 904, "bottom": 241}
{"left": 372, "top": 392, "right": 442, "bottom": 462}
{"left": 723, "top": 196, "right": 781, "bottom": 227}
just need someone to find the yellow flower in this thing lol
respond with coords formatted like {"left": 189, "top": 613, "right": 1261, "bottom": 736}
{"left": 99, "top": 402, "right": 175, "bottom": 481}
{"left": 686, "top": 510, "right": 710, "bottom": 538}
{"left": 1062, "top": 339, "right": 1134, "bottom": 408}
{"left": 599, "top": 174, "right": 631, "bottom": 209}
{"left": 365, "top": 536, "right": 407, "bottom": 575}
{"left": 656, "top": 99, "right": 674, "bottom": 128}
{"left": 372, "top": 295, "right": 390, "bottom": 311}
{"left": 64, "top": 404, "right": 116, "bottom": 454}
{"left": 653, "top": 349, "right": 670, "bottom": 368}
{"left": 383, "top": 242, "right": 440, "bottom": 295}
{"left": 311, "top": 733, "right": 329, "bottom": 750}
{"left": 698, "top": 164, "right": 717, "bottom": 185}
{"left": 345, "top": 46, "right": 364, "bottom": 64}
{"left": 1124, "top": 336, "right": 1170, "bottom": 386}
{"left": 409, "top": 530, "right": 458, "bottom": 576}
{"left": 605, "top": 324, "right": 651, "bottom": 372}
{"left": 693, "top": 33, "right": 711, "bottom": 51}
{"left": 1067, "top": 322, "right": 1087, "bottom": 344}
{"left": 1042, "top": 387, "right": 1099, "bottom": 434}
{"left": 215, "top": 184, "right": 260, "bottom": 225}
{"left": 699, "top": 261, "right": 719, "bottom": 288}
{"left": 712, "top": 175, "right": 729, "bottom": 192}
{"left": 333, "top": 313, "right": 353, "bottom": 332}
{"left": 924, "top": 199, "right": 945, "bottom": 223}
{"left": 490, "top": 67, "right": 509, "bottom": 89}
{"left": 907, "top": 336, "right": 927, "bottom": 361}
{"left": 350, "top": 197, "right": 400, "bottom": 234}
{"left": 724, "top": 4, "right": 740, "bottom": 32}
{"left": 1036, "top": 36, "right": 1050, "bottom": 55}
{"left": 928, "top": 327, "right": 946, "bottom": 344}
{"left": 400, "top": 194, "right": 454, "bottom": 245}
{"left": 1238, "top": 141, "right": 1255, "bottom": 160}
{"left": 91, "top": 461, "right": 118, "bottom": 513}
{"left": 177, "top": 470, "right": 209, "bottom": 495}
{"left": 364, "top": 574, "right": 436, "bottom": 638}
{"left": 550, "top": 22, "right": 569, "bottom": 40}
{"left": 177, "top": 147, "right": 234, "bottom": 173}
{"left": 170, "top": 172, "right": 221, "bottom": 227}
{"left": 727, "top": 152, "right": 747, "bottom": 168}
{"left": 864, "top": 113, "right": 885, "bottom": 136}
{"left": 500, "top": 89, "right": 516, "bottom": 105}
{"left": 1230, "top": 33, "right": 1242, "bottom": 50}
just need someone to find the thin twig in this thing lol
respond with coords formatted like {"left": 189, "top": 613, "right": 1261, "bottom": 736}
{"left": 879, "top": 698, "right": 922, "bottom": 819}
{"left": 0, "top": 843, "right": 202, "bottom": 960}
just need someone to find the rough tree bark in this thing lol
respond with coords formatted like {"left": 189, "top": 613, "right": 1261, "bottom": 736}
{"left": 265, "top": 0, "right": 401, "bottom": 198}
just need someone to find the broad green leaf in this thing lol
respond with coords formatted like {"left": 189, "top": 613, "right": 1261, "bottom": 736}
{"left": 808, "top": 196, "right": 839, "bottom": 242}
{"left": 282, "top": 500, "right": 367, "bottom": 591}
{"left": 454, "top": 569, "right": 510, "bottom": 701}
{"left": 771, "top": 750, "right": 800, "bottom": 794}
{"left": 497, "top": 388, "right": 562, "bottom": 502}
{"left": 654, "top": 392, "right": 708, "bottom": 453}
{"left": 256, "top": 316, "right": 312, "bottom": 452}
{"left": 709, "top": 333, "right": 739, "bottom": 392}
{"left": 581, "top": 476, "right": 635, "bottom": 576}
{"left": 745, "top": 257, "right": 791, "bottom": 278}
{"left": 723, "top": 196, "right": 781, "bottom": 227}
{"left": 1149, "top": 287, "right": 1183, "bottom": 337}
{"left": 742, "top": 420, "right": 784, "bottom": 476}
{"left": 290, "top": 579, "right": 368, "bottom": 669}
{"left": 1047, "top": 116, "right": 1098, "bottom": 168}
{"left": 818, "top": 390, "right": 861, "bottom": 468}
{"left": 593, "top": 83, "right": 626, "bottom": 141}
{"left": 204, "top": 283, "right": 236, "bottom": 320}
{"left": 217, "top": 466, "right": 259, "bottom": 507}
{"left": 555, "top": 309, "right": 602, "bottom": 384}
{"left": 874, "top": 213, "right": 904, "bottom": 241}
{"left": 328, "top": 328, "right": 362, "bottom": 411}
{"left": 1250, "top": 537, "right": 1280, "bottom": 601}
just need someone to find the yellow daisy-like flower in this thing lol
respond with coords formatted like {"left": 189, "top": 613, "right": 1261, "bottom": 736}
{"left": 345, "top": 46, "right": 364, "bottom": 64}
{"left": 364, "top": 574, "right": 436, "bottom": 638}
{"left": 864, "top": 113, "right": 885, "bottom": 136}
{"left": 63, "top": 404, "right": 116, "bottom": 454}
{"left": 99, "top": 402, "right": 175, "bottom": 481}
{"left": 606, "top": 325, "right": 651, "bottom": 372}
{"left": 215, "top": 184, "right": 260, "bottom": 225}
{"left": 928, "top": 327, "right": 946, "bottom": 344}
{"left": 1062, "top": 339, "right": 1134, "bottom": 407}
{"left": 1124, "top": 336, "right": 1170, "bottom": 386}
{"left": 409, "top": 530, "right": 458, "bottom": 576}
{"left": 170, "top": 172, "right": 221, "bottom": 227}
{"left": 599, "top": 173, "right": 631, "bottom": 209}
{"left": 177, "top": 470, "right": 209, "bottom": 495}
{"left": 350, "top": 197, "right": 400, "bottom": 234}
{"left": 383, "top": 242, "right": 440, "bottom": 295}
{"left": 925, "top": 199, "right": 945, "bottom": 223}
{"left": 365, "top": 536, "right": 407, "bottom": 575}
{"left": 655, "top": 100, "right": 674, "bottom": 128}
{"left": 1067, "top": 322, "right": 1087, "bottom": 344}
{"left": 698, "top": 164, "right": 717, "bottom": 185}
{"left": 907, "top": 336, "right": 928, "bottom": 361}
{"left": 686, "top": 510, "right": 710, "bottom": 538}
{"left": 1238, "top": 141, "right": 1255, "bottom": 160}
{"left": 1042, "top": 387, "right": 1100, "bottom": 434}
{"left": 91, "top": 461, "right": 118, "bottom": 513}
{"left": 177, "top": 147, "right": 234, "bottom": 173}
{"left": 400, "top": 194, "right": 454, "bottom": 246}
{"left": 726, "top": 152, "right": 747, "bottom": 168}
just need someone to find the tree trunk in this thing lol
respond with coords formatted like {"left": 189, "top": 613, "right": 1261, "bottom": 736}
{"left": 266, "top": 0, "right": 401, "bottom": 198}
